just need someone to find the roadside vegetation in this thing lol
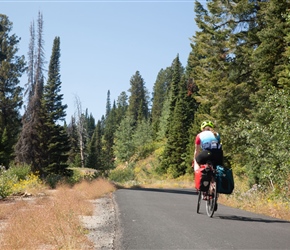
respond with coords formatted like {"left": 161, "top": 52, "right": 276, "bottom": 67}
{"left": 0, "top": 166, "right": 115, "bottom": 249}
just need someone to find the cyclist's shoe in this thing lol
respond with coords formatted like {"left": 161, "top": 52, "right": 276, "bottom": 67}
{"left": 214, "top": 203, "right": 218, "bottom": 211}
{"left": 202, "top": 192, "right": 207, "bottom": 200}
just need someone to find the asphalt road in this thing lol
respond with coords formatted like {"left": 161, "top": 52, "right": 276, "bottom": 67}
{"left": 114, "top": 188, "right": 290, "bottom": 250}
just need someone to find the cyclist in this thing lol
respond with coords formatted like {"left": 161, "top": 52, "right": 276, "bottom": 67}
{"left": 193, "top": 120, "right": 223, "bottom": 171}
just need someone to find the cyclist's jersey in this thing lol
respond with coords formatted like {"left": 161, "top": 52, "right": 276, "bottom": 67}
{"left": 195, "top": 130, "right": 221, "bottom": 150}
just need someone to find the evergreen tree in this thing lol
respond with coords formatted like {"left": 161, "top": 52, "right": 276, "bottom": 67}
{"left": 165, "top": 55, "right": 184, "bottom": 137}
{"left": 161, "top": 76, "right": 196, "bottom": 178}
{"left": 105, "top": 90, "right": 111, "bottom": 119}
{"left": 127, "top": 71, "right": 149, "bottom": 127}
{"left": 66, "top": 116, "right": 80, "bottom": 166}
{"left": 85, "top": 110, "right": 95, "bottom": 139}
{"left": 252, "top": 0, "right": 290, "bottom": 89}
{"left": 86, "top": 120, "right": 103, "bottom": 171}
{"left": 116, "top": 91, "right": 128, "bottom": 126}
{"left": 151, "top": 67, "right": 173, "bottom": 138}
{"left": 86, "top": 128, "right": 98, "bottom": 169}
{"left": 41, "top": 36, "right": 69, "bottom": 176}
{"left": 279, "top": 10, "right": 290, "bottom": 88}
{"left": 0, "top": 14, "right": 25, "bottom": 166}
{"left": 102, "top": 102, "right": 117, "bottom": 170}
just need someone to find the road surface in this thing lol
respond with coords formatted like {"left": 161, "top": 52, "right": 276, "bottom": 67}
{"left": 114, "top": 188, "right": 290, "bottom": 250}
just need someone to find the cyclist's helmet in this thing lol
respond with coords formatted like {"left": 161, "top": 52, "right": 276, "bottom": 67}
{"left": 200, "top": 120, "right": 214, "bottom": 131}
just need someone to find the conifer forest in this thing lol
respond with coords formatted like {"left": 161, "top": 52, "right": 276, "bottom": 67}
{"left": 0, "top": 1, "right": 290, "bottom": 200}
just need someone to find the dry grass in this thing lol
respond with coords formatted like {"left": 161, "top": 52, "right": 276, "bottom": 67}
{"left": 0, "top": 178, "right": 116, "bottom": 250}
{"left": 217, "top": 177, "right": 290, "bottom": 221}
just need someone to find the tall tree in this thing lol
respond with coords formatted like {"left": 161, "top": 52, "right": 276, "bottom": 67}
{"left": 86, "top": 120, "right": 102, "bottom": 171}
{"left": 85, "top": 110, "right": 95, "bottom": 139}
{"left": 165, "top": 55, "right": 184, "bottom": 137}
{"left": 102, "top": 102, "right": 117, "bottom": 171}
{"left": 66, "top": 116, "right": 80, "bottom": 166}
{"left": 115, "top": 91, "right": 128, "bottom": 125}
{"left": 105, "top": 90, "right": 111, "bottom": 119}
{"left": 127, "top": 71, "right": 149, "bottom": 127}
{"left": 0, "top": 14, "right": 25, "bottom": 166}
{"left": 41, "top": 36, "right": 69, "bottom": 176}
{"left": 160, "top": 75, "right": 196, "bottom": 177}
{"left": 252, "top": 0, "right": 290, "bottom": 89}
{"left": 151, "top": 67, "right": 173, "bottom": 138}
{"left": 15, "top": 11, "right": 46, "bottom": 173}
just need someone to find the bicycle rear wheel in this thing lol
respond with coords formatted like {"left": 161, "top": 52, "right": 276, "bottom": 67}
{"left": 197, "top": 190, "right": 201, "bottom": 213}
{"left": 206, "top": 181, "right": 217, "bottom": 217}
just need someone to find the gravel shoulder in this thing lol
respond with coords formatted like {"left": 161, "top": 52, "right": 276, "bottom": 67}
{"left": 80, "top": 193, "right": 121, "bottom": 250}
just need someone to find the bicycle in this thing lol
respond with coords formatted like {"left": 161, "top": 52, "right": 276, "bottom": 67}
{"left": 196, "top": 163, "right": 218, "bottom": 217}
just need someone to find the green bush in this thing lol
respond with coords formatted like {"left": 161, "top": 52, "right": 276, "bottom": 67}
{"left": 45, "top": 174, "right": 63, "bottom": 189}
{"left": 108, "top": 167, "right": 135, "bottom": 183}
{"left": 7, "top": 163, "right": 31, "bottom": 181}
{"left": 0, "top": 169, "right": 17, "bottom": 198}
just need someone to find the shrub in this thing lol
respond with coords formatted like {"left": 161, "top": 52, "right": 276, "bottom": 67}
{"left": 108, "top": 167, "right": 135, "bottom": 183}
{"left": 0, "top": 171, "right": 16, "bottom": 198}
{"left": 45, "top": 173, "right": 63, "bottom": 189}
{"left": 11, "top": 173, "right": 42, "bottom": 195}
{"left": 0, "top": 164, "right": 34, "bottom": 198}
{"left": 7, "top": 164, "right": 31, "bottom": 181}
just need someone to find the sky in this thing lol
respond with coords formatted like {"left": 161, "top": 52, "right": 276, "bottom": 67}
{"left": 2, "top": 0, "right": 198, "bottom": 123}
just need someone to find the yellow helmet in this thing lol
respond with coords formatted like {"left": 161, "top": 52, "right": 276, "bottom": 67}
{"left": 200, "top": 120, "right": 214, "bottom": 131}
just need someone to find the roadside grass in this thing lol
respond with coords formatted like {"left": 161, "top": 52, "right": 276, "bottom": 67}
{"left": 0, "top": 178, "right": 116, "bottom": 250}
{"left": 217, "top": 176, "right": 290, "bottom": 221}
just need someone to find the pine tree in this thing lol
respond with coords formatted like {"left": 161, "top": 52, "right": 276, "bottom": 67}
{"left": 105, "top": 90, "right": 111, "bottom": 119}
{"left": 161, "top": 75, "right": 196, "bottom": 178}
{"left": 127, "top": 71, "right": 149, "bottom": 127}
{"left": 85, "top": 110, "right": 95, "bottom": 139}
{"left": 279, "top": 9, "right": 290, "bottom": 88}
{"left": 252, "top": 0, "right": 290, "bottom": 89}
{"left": 102, "top": 102, "right": 117, "bottom": 170}
{"left": 151, "top": 67, "right": 173, "bottom": 138}
{"left": 41, "top": 36, "right": 69, "bottom": 176}
{"left": 115, "top": 91, "right": 128, "bottom": 125}
{"left": 0, "top": 14, "right": 25, "bottom": 166}
{"left": 86, "top": 120, "right": 103, "bottom": 171}
{"left": 86, "top": 129, "right": 98, "bottom": 169}
{"left": 166, "top": 55, "right": 184, "bottom": 136}
{"left": 66, "top": 116, "right": 79, "bottom": 166}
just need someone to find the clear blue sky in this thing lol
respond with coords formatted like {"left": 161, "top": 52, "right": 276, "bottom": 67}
{"left": 2, "top": 0, "right": 198, "bottom": 123}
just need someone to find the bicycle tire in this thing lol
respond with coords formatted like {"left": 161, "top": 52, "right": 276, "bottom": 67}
{"left": 206, "top": 181, "right": 217, "bottom": 217}
{"left": 197, "top": 190, "right": 201, "bottom": 213}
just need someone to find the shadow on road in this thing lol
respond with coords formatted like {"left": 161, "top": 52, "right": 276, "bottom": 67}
{"left": 218, "top": 215, "right": 290, "bottom": 223}
{"left": 121, "top": 187, "right": 198, "bottom": 196}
